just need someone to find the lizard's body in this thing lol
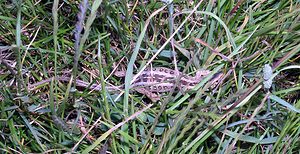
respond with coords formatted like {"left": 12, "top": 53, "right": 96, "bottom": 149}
{"left": 28, "top": 67, "right": 223, "bottom": 101}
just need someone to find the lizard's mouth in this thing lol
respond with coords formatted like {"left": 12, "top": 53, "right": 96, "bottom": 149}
{"left": 208, "top": 72, "right": 224, "bottom": 88}
{"left": 210, "top": 72, "right": 223, "bottom": 81}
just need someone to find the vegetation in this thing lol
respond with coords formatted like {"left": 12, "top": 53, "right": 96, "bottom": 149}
{"left": 0, "top": 0, "right": 299, "bottom": 153}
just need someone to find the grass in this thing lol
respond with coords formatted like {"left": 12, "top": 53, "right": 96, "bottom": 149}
{"left": 0, "top": 0, "right": 300, "bottom": 153}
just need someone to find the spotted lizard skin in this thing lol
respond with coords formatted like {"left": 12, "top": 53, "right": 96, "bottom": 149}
{"left": 116, "top": 67, "right": 223, "bottom": 102}
{"left": 28, "top": 67, "right": 223, "bottom": 102}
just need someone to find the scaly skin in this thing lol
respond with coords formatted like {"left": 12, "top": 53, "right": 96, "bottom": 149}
{"left": 28, "top": 67, "right": 223, "bottom": 102}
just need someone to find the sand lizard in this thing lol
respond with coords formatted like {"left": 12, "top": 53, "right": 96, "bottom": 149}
{"left": 28, "top": 67, "right": 223, "bottom": 102}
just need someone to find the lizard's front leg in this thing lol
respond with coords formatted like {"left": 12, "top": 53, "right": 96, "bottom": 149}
{"left": 134, "top": 87, "right": 160, "bottom": 102}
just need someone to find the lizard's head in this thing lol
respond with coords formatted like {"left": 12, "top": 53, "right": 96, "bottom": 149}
{"left": 114, "top": 69, "right": 126, "bottom": 77}
{"left": 195, "top": 69, "right": 211, "bottom": 79}
{"left": 210, "top": 72, "right": 224, "bottom": 88}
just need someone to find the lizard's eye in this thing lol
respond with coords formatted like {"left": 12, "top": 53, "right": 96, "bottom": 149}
{"left": 114, "top": 70, "right": 126, "bottom": 77}
{"left": 189, "top": 83, "right": 195, "bottom": 86}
